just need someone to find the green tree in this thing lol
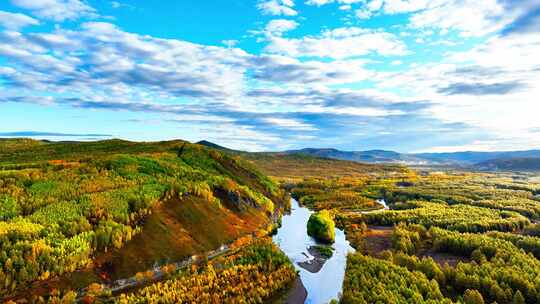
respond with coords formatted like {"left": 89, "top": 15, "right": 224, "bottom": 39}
{"left": 512, "top": 290, "right": 525, "bottom": 304}
{"left": 464, "top": 289, "right": 485, "bottom": 304}
{"left": 0, "top": 196, "right": 20, "bottom": 220}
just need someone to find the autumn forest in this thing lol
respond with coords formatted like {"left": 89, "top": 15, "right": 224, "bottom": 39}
{"left": 1, "top": 138, "right": 540, "bottom": 303}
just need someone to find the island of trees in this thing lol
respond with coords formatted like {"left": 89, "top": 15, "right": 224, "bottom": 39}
{"left": 307, "top": 210, "right": 336, "bottom": 243}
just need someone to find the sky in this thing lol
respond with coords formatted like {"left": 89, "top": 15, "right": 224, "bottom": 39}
{"left": 0, "top": 0, "right": 539, "bottom": 152}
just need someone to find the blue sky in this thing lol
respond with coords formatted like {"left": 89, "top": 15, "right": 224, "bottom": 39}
{"left": 0, "top": 0, "right": 539, "bottom": 152}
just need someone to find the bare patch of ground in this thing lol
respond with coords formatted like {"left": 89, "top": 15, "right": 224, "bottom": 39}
{"left": 360, "top": 226, "right": 393, "bottom": 257}
{"left": 420, "top": 250, "right": 470, "bottom": 267}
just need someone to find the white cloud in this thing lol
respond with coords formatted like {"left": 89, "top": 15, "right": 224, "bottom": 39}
{"left": 303, "top": 104, "right": 404, "bottom": 116}
{"left": 0, "top": 10, "right": 39, "bottom": 30}
{"left": 450, "top": 33, "right": 540, "bottom": 70}
{"left": 305, "top": 0, "right": 333, "bottom": 5}
{"left": 200, "top": 124, "right": 282, "bottom": 152}
{"left": 355, "top": 9, "right": 372, "bottom": 19}
{"left": 409, "top": 0, "right": 510, "bottom": 37}
{"left": 263, "top": 117, "right": 317, "bottom": 130}
{"left": 167, "top": 114, "right": 235, "bottom": 123}
{"left": 10, "top": 0, "right": 97, "bottom": 21}
{"left": 381, "top": 0, "right": 429, "bottom": 14}
{"left": 418, "top": 135, "right": 540, "bottom": 153}
{"left": 0, "top": 21, "right": 252, "bottom": 102}
{"left": 222, "top": 40, "right": 239, "bottom": 48}
{"left": 372, "top": 28, "right": 540, "bottom": 151}
{"left": 257, "top": 0, "right": 297, "bottom": 16}
{"left": 265, "top": 19, "right": 298, "bottom": 36}
{"left": 252, "top": 55, "right": 372, "bottom": 84}
{"left": 305, "top": 0, "right": 364, "bottom": 6}
{"left": 351, "top": 0, "right": 529, "bottom": 37}
{"left": 367, "top": 0, "right": 383, "bottom": 11}
{"left": 110, "top": 1, "right": 134, "bottom": 9}
{"left": 265, "top": 27, "right": 408, "bottom": 59}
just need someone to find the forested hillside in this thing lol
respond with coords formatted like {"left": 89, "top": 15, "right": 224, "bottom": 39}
{"left": 0, "top": 139, "right": 288, "bottom": 301}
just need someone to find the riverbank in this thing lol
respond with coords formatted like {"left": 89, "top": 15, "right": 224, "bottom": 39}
{"left": 272, "top": 277, "right": 308, "bottom": 304}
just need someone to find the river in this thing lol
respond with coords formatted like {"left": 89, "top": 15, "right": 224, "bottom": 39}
{"left": 272, "top": 198, "right": 355, "bottom": 304}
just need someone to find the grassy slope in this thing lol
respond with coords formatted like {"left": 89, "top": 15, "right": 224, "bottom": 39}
{"left": 100, "top": 196, "right": 269, "bottom": 280}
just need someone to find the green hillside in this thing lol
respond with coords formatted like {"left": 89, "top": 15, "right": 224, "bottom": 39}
{"left": 0, "top": 139, "right": 286, "bottom": 300}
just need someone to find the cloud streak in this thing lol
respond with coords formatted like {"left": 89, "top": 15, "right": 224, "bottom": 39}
{"left": 10, "top": 0, "right": 98, "bottom": 21}
{"left": 257, "top": 0, "right": 297, "bottom": 16}
{"left": 264, "top": 27, "right": 408, "bottom": 59}
{"left": 438, "top": 81, "right": 527, "bottom": 96}
{"left": 0, "top": 10, "right": 39, "bottom": 30}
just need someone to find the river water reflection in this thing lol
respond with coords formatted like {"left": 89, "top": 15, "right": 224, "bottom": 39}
{"left": 272, "top": 198, "right": 355, "bottom": 304}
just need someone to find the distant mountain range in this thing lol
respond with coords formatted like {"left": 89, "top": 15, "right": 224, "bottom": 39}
{"left": 196, "top": 140, "right": 540, "bottom": 172}
{"left": 285, "top": 148, "right": 540, "bottom": 171}
{"left": 474, "top": 158, "right": 540, "bottom": 171}
{"left": 415, "top": 150, "right": 540, "bottom": 165}
{"left": 283, "top": 148, "right": 427, "bottom": 164}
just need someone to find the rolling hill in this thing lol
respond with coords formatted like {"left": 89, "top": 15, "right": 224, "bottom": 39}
{"left": 474, "top": 157, "right": 540, "bottom": 172}
{"left": 284, "top": 148, "right": 427, "bottom": 164}
{"left": 0, "top": 138, "right": 287, "bottom": 299}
